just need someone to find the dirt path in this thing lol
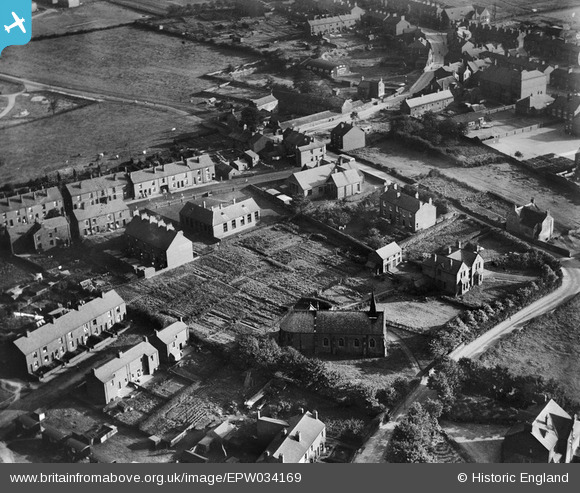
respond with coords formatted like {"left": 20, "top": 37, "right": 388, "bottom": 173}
{"left": 0, "top": 91, "right": 22, "bottom": 119}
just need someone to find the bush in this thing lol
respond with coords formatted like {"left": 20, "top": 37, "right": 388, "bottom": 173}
{"left": 326, "top": 418, "right": 366, "bottom": 442}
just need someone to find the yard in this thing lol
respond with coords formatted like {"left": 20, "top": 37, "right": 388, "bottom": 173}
{"left": 378, "top": 297, "right": 462, "bottom": 333}
{"left": 480, "top": 293, "right": 580, "bottom": 402}
{"left": 441, "top": 421, "right": 511, "bottom": 463}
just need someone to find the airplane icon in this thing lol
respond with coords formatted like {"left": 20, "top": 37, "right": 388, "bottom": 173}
{"left": 4, "top": 12, "right": 26, "bottom": 34}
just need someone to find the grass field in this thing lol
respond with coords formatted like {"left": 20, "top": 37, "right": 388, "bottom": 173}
{"left": 32, "top": 2, "right": 144, "bottom": 38}
{"left": 378, "top": 298, "right": 461, "bottom": 332}
{"left": 0, "top": 102, "right": 201, "bottom": 185}
{"left": 480, "top": 293, "right": 580, "bottom": 401}
{"left": 0, "top": 27, "right": 254, "bottom": 105}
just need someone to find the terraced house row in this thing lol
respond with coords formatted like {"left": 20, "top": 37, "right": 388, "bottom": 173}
{"left": 0, "top": 155, "right": 217, "bottom": 253}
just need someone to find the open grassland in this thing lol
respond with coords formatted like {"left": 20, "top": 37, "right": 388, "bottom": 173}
{"left": 32, "top": 2, "right": 144, "bottom": 38}
{"left": 0, "top": 27, "right": 254, "bottom": 105}
{"left": 480, "top": 293, "right": 580, "bottom": 401}
{"left": 0, "top": 102, "right": 200, "bottom": 185}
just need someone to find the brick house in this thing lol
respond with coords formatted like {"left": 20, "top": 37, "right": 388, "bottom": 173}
{"left": 380, "top": 184, "right": 437, "bottom": 232}
{"left": 401, "top": 90, "right": 454, "bottom": 117}
{"left": 279, "top": 295, "right": 387, "bottom": 357}
{"left": 180, "top": 197, "right": 260, "bottom": 240}
{"left": 366, "top": 242, "right": 403, "bottom": 274}
{"left": 330, "top": 122, "right": 366, "bottom": 151}
{"left": 502, "top": 400, "right": 580, "bottom": 463}
{"left": 129, "top": 156, "right": 215, "bottom": 200}
{"left": 0, "top": 187, "right": 65, "bottom": 230}
{"left": 257, "top": 410, "right": 326, "bottom": 463}
{"left": 546, "top": 95, "right": 580, "bottom": 135}
{"left": 3, "top": 215, "right": 71, "bottom": 254}
{"left": 150, "top": 321, "right": 189, "bottom": 363}
{"left": 357, "top": 78, "right": 385, "bottom": 100}
{"left": 64, "top": 174, "right": 129, "bottom": 210}
{"left": 86, "top": 339, "right": 159, "bottom": 404}
{"left": 71, "top": 201, "right": 130, "bottom": 239}
{"left": 506, "top": 199, "right": 554, "bottom": 242}
{"left": 13, "top": 290, "right": 126, "bottom": 376}
{"left": 124, "top": 213, "right": 194, "bottom": 270}
{"left": 422, "top": 241, "right": 484, "bottom": 296}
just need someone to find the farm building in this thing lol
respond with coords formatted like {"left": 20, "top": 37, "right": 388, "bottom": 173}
{"left": 124, "top": 213, "right": 194, "bottom": 270}
{"left": 180, "top": 198, "right": 260, "bottom": 240}
{"left": 366, "top": 242, "right": 403, "bottom": 275}
{"left": 150, "top": 321, "right": 189, "bottom": 363}
{"left": 506, "top": 199, "right": 554, "bottom": 242}
{"left": 422, "top": 241, "right": 485, "bottom": 296}
{"left": 380, "top": 183, "right": 437, "bottom": 232}
{"left": 13, "top": 290, "right": 126, "bottom": 376}
{"left": 257, "top": 410, "right": 326, "bottom": 463}
{"left": 400, "top": 90, "right": 454, "bottom": 117}
{"left": 86, "top": 339, "right": 159, "bottom": 404}
{"left": 330, "top": 122, "right": 366, "bottom": 152}
{"left": 502, "top": 399, "right": 580, "bottom": 463}
{"left": 279, "top": 294, "right": 388, "bottom": 358}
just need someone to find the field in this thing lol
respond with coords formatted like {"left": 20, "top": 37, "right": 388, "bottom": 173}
{"left": 32, "top": 3, "right": 144, "bottom": 38}
{"left": 0, "top": 102, "right": 200, "bottom": 185}
{"left": 109, "top": 0, "right": 207, "bottom": 15}
{"left": 0, "top": 27, "right": 254, "bottom": 105}
{"left": 354, "top": 140, "right": 580, "bottom": 231}
{"left": 118, "top": 223, "right": 375, "bottom": 343}
{"left": 0, "top": 92, "right": 90, "bottom": 129}
{"left": 379, "top": 298, "right": 461, "bottom": 332}
{"left": 480, "top": 293, "right": 580, "bottom": 401}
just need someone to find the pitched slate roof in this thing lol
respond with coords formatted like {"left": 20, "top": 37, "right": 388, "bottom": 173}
{"left": 404, "top": 89, "right": 454, "bottom": 109}
{"left": 186, "top": 154, "right": 214, "bottom": 170}
{"left": 329, "top": 169, "right": 363, "bottom": 188}
{"left": 374, "top": 242, "right": 402, "bottom": 260}
{"left": 180, "top": 198, "right": 260, "bottom": 227}
{"left": 0, "top": 187, "right": 63, "bottom": 214}
{"left": 307, "top": 13, "right": 359, "bottom": 28}
{"left": 130, "top": 161, "right": 195, "bottom": 185}
{"left": 65, "top": 175, "right": 128, "bottom": 197}
{"left": 303, "top": 58, "right": 347, "bottom": 72}
{"left": 154, "top": 321, "right": 188, "bottom": 345}
{"left": 517, "top": 203, "right": 549, "bottom": 229}
{"left": 260, "top": 411, "right": 325, "bottom": 463}
{"left": 288, "top": 164, "right": 335, "bottom": 191}
{"left": 448, "top": 248, "right": 481, "bottom": 268}
{"left": 92, "top": 341, "right": 158, "bottom": 383}
{"left": 381, "top": 186, "right": 427, "bottom": 213}
{"left": 423, "top": 254, "right": 466, "bottom": 276}
{"left": 14, "top": 290, "right": 125, "bottom": 356}
{"left": 124, "top": 215, "right": 183, "bottom": 251}
{"left": 281, "top": 309, "right": 385, "bottom": 335}
{"left": 72, "top": 201, "right": 129, "bottom": 222}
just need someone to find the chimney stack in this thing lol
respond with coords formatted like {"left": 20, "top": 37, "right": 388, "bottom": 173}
{"left": 295, "top": 431, "right": 301, "bottom": 442}
{"left": 117, "top": 350, "right": 124, "bottom": 358}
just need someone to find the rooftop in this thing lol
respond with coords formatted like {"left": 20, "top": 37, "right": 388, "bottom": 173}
{"left": 125, "top": 214, "right": 187, "bottom": 251}
{"left": 14, "top": 290, "right": 125, "bottom": 356}
{"left": 92, "top": 341, "right": 158, "bottom": 383}
{"left": 0, "top": 187, "right": 63, "bottom": 214}
{"left": 65, "top": 174, "right": 128, "bottom": 196}
{"left": 404, "top": 90, "right": 454, "bottom": 109}
{"left": 180, "top": 197, "right": 260, "bottom": 227}
{"left": 154, "top": 321, "right": 188, "bottom": 345}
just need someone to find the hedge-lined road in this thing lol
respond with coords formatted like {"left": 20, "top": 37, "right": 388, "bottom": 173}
{"left": 354, "top": 257, "right": 580, "bottom": 463}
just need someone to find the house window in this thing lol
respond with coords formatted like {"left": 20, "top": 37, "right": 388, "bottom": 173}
{"left": 231, "top": 220, "right": 236, "bottom": 229}
{"left": 247, "top": 214, "right": 252, "bottom": 223}
{"left": 223, "top": 223, "right": 228, "bottom": 233}
{"left": 240, "top": 216, "right": 245, "bottom": 226}
{"left": 354, "top": 339, "right": 360, "bottom": 347}
{"left": 322, "top": 338, "right": 329, "bottom": 347}
{"left": 254, "top": 212, "right": 259, "bottom": 221}
{"left": 42, "top": 346, "right": 47, "bottom": 353}
{"left": 338, "top": 338, "right": 345, "bottom": 347}
{"left": 369, "top": 339, "right": 376, "bottom": 348}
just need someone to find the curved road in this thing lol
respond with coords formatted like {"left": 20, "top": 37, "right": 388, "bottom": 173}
{"left": 354, "top": 258, "right": 580, "bottom": 463}
{"left": 0, "top": 73, "right": 196, "bottom": 117}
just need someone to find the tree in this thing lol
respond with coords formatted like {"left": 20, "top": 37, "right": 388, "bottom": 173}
{"left": 240, "top": 106, "right": 263, "bottom": 132}
{"left": 47, "top": 96, "right": 58, "bottom": 116}
{"left": 350, "top": 111, "right": 359, "bottom": 124}
{"left": 290, "top": 193, "right": 310, "bottom": 214}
